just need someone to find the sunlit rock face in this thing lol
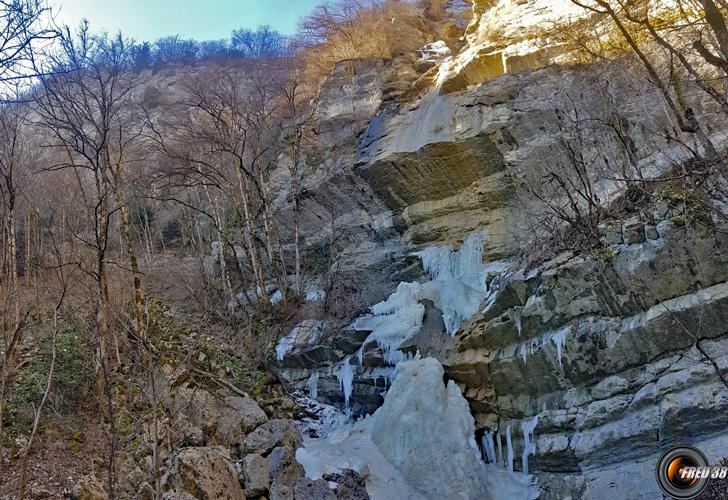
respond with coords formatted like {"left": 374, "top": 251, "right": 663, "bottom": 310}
{"left": 436, "top": 0, "right": 590, "bottom": 93}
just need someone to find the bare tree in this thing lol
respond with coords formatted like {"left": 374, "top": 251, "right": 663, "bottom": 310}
{"left": 145, "top": 62, "right": 291, "bottom": 306}
{"left": 0, "top": 0, "right": 57, "bottom": 89}
{"left": 279, "top": 61, "right": 316, "bottom": 295}
{"left": 34, "top": 24, "right": 148, "bottom": 497}
{"left": 569, "top": 0, "right": 718, "bottom": 157}
{"left": 231, "top": 25, "right": 290, "bottom": 59}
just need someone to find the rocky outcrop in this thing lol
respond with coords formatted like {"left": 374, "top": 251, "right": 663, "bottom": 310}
{"left": 242, "top": 419, "right": 303, "bottom": 456}
{"left": 446, "top": 219, "right": 728, "bottom": 498}
{"left": 241, "top": 454, "right": 269, "bottom": 497}
{"left": 268, "top": 2, "right": 728, "bottom": 499}
{"left": 161, "top": 446, "right": 245, "bottom": 500}
{"left": 110, "top": 363, "right": 310, "bottom": 500}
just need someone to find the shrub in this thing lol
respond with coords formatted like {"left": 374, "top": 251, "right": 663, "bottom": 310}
{"left": 298, "top": 0, "right": 436, "bottom": 84}
{"left": 10, "top": 320, "right": 93, "bottom": 428}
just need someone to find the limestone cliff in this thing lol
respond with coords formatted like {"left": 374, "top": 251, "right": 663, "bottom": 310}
{"left": 274, "top": 1, "right": 728, "bottom": 499}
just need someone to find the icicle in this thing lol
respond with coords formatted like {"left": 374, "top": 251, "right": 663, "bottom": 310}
{"left": 550, "top": 326, "right": 569, "bottom": 368}
{"left": 506, "top": 425, "right": 514, "bottom": 472}
{"left": 521, "top": 415, "right": 539, "bottom": 474}
{"left": 336, "top": 358, "right": 355, "bottom": 408}
{"left": 482, "top": 431, "right": 497, "bottom": 464}
{"left": 496, "top": 432, "right": 503, "bottom": 467}
{"left": 362, "top": 282, "right": 425, "bottom": 365}
{"left": 307, "top": 372, "right": 319, "bottom": 401}
{"left": 511, "top": 307, "right": 523, "bottom": 336}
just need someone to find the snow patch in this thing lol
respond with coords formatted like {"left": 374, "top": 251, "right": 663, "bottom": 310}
{"left": 305, "top": 289, "right": 326, "bottom": 302}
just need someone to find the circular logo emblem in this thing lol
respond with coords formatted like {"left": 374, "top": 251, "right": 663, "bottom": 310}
{"left": 656, "top": 446, "right": 710, "bottom": 499}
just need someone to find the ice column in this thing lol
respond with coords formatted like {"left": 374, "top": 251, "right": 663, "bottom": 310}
{"left": 521, "top": 415, "right": 539, "bottom": 474}
{"left": 336, "top": 358, "right": 355, "bottom": 408}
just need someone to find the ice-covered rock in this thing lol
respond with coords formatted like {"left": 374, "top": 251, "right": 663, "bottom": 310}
{"left": 370, "top": 358, "right": 495, "bottom": 499}
{"left": 297, "top": 358, "right": 537, "bottom": 499}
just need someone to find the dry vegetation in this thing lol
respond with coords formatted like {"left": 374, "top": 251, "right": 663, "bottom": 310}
{"left": 518, "top": 0, "right": 728, "bottom": 263}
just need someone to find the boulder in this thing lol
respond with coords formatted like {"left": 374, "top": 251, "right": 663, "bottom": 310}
{"left": 242, "top": 453, "right": 270, "bottom": 497}
{"left": 598, "top": 221, "right": 623, "bottom": 246}
{"left": 216, "top": 396, "right": 268, "bottom": 446}
{"left": 268, "top": 481, "right": 294, "bottom": 500}
{"left": 242, "top": 419, "right": 302, "bottom": 456}
{"left": 622, "top": 217, "right": 645, "bottom": 244}
{"left": 172, "top": 387, "right": 220, "bottom": 438}
{"left": 171, "top": 413, "right": 204, "bottom": 447}
{"left": 293, "top": 478, "right": 337, "bottom": 500}
{"left": 266, "top": 446, "right": 304, "bottom": 487}
{"left": 136, "top": 482, "right": 154, "bottom": 500}
{"left": 161, "top": 446, "right": 245, "bottom": 500}
{"left": 71, "top": 475, "right": 108, "bottom": 500}
{"left": 324, "top": 470, "right": 370, "bottom": 500}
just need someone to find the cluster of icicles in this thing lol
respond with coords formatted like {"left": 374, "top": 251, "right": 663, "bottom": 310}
{"left": 482, "top": 415, "right": 540, "bottom": 475}
{"left": 336, "top": 230, "right": 505, "bottom": 407}
{"left": 273, "top": 229, "right": 560, "bottom": 497}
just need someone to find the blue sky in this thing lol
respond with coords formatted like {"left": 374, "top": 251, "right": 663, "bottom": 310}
{"left": 52, "top": 0, "right": 323, "bottom": 41}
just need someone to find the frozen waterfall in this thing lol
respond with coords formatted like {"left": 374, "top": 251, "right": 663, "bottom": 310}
{"left": 296, "top": 358, "right": 538, "bottom": 500}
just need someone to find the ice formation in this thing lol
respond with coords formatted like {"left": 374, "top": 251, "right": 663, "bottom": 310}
{"left": 348, "top": 230, "right": 506, "bottom": 381}
{"left": 307, "top": 371, "right": 319, "bottom": 401}
{"left": 370, "top": 359, "right": 525, "bottom": 498}
{"left": 414, "top": 231, "right": 507, "bottom": 335}
{"left": 336, "top": 357, "right": 355, "bottom": 408}
{"left": 362, "top": 282, "right": 426, "bottom": 365}
{"left": 506, "top": 425, "right": 514, "bottom": 473}
{"left": 297, "top": 358, "right": 538, "bottom": 500}
{"left": 497, "top": 433, "right": 503, "bottom": 466}
{"left": 514, "top": 325, "right": 571, "bottom": 367}
{"left": 483, "top": 431, "right": 497, "bottom": 464}
{"left": 521, "top": 416, "right": 539, "bottom": 475}
{"left": 292, "top": 233, "right": 539, "bottom": 498}
{"left": 550, "top": 326, "right": 569, "bottom": 368}
{"left": 296, "top": 427, "right": 427, "bottom": 499}
{"left": 511, "top": 307, "right": 523, "bottom": 336}
{"left": 276, "top": 327, "right": 300, "bottom": 361}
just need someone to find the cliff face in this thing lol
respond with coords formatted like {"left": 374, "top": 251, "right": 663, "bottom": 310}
{"left": 275, "top": 1, "right": 728, "bottom": 498}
